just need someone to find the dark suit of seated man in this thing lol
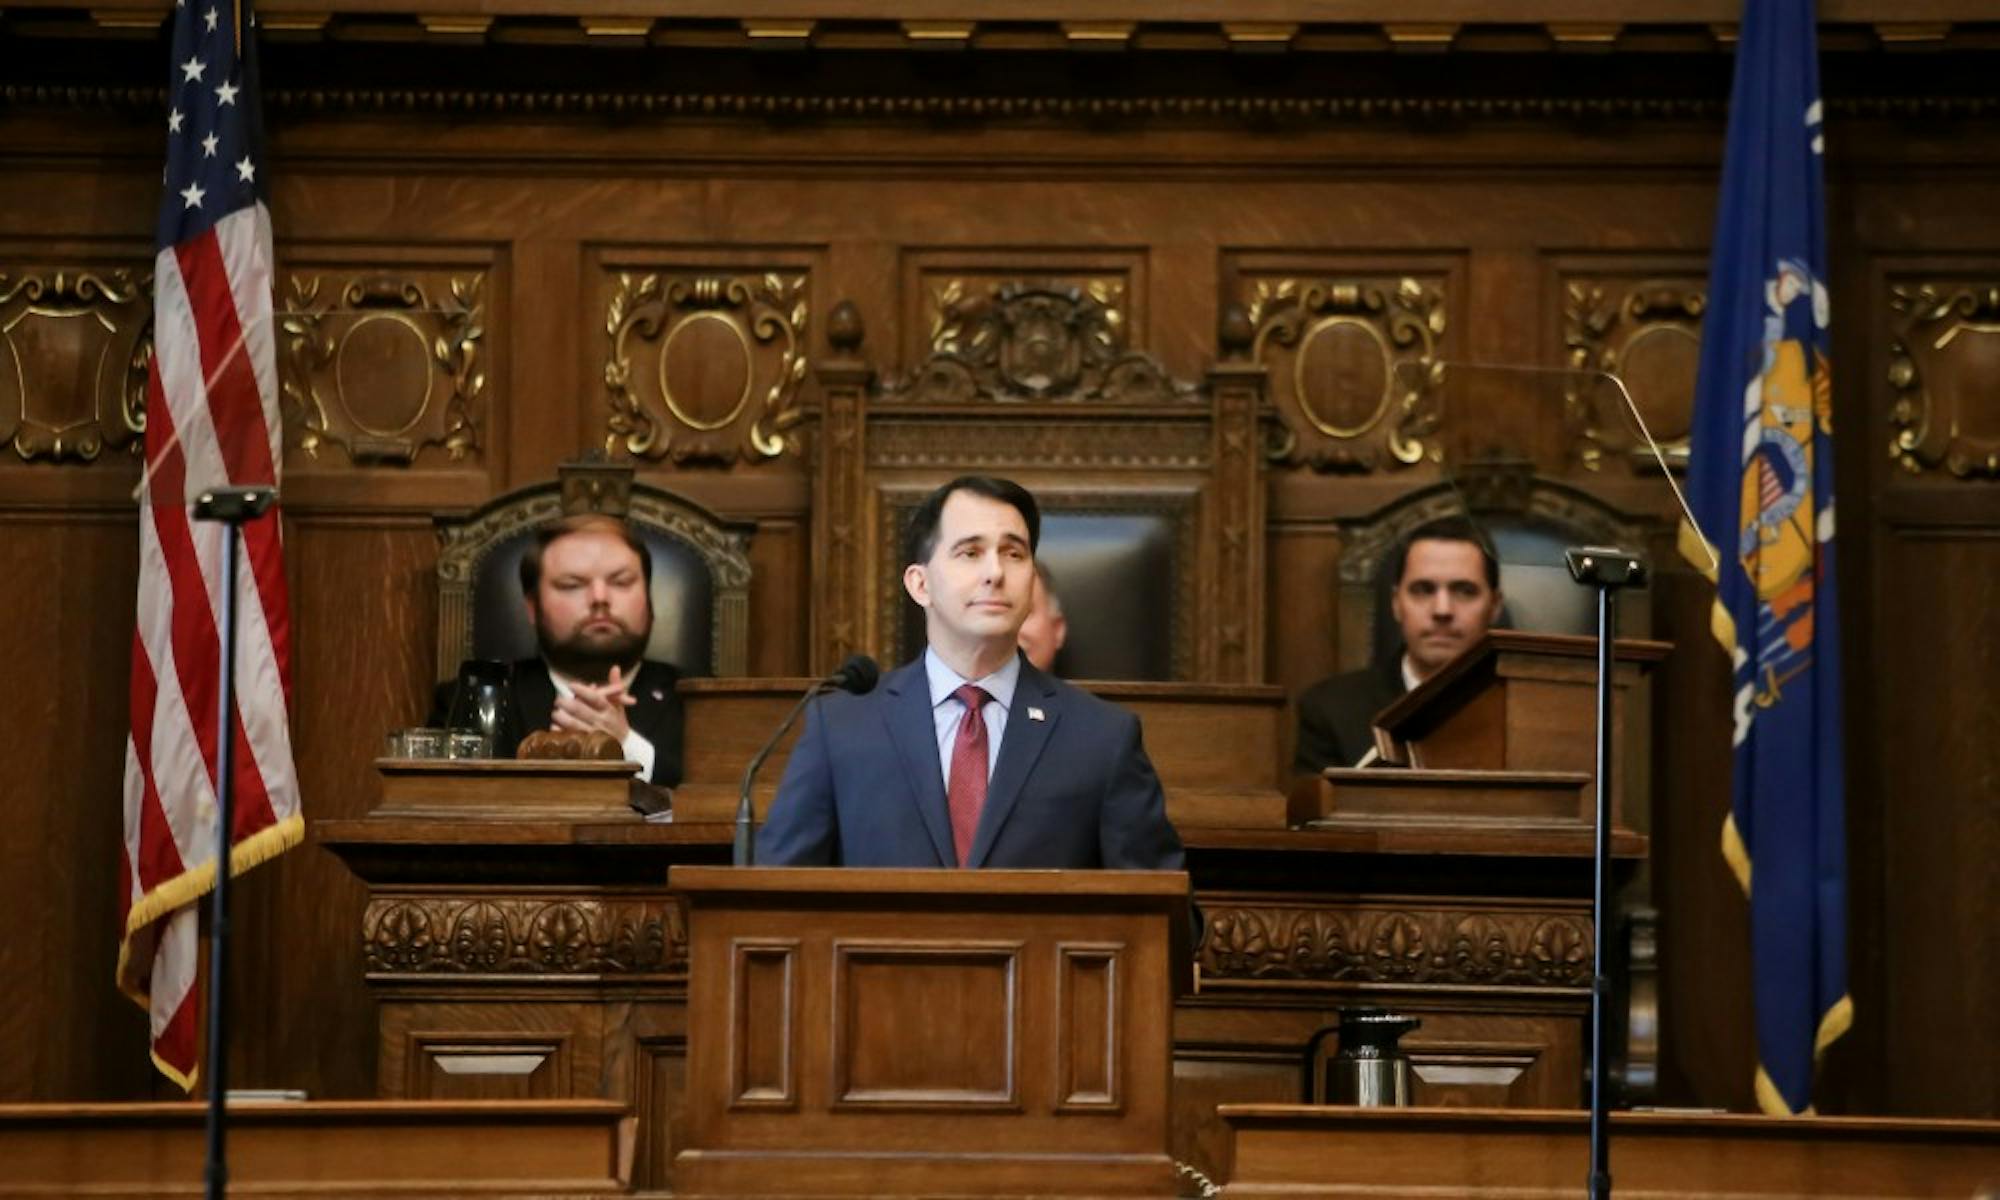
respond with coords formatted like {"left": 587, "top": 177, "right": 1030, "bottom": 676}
{"left": 1293, "top": 516, "right": 1503, "bottom": 773}
{"left": 433, "top": 514, "right": 685, "bottom": 787}
{"left": 757, "top": 475, "right": 1183, "bottom": 871}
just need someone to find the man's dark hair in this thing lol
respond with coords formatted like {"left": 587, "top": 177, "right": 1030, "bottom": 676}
{"left": 904, "top": 475, "right": 1041, "bottom": 565}
{"left": 1382, "top": 516, "right": 1501, "bottom": 591}
{"left": 519, "top": 513, "right": 654, "bottom": 598}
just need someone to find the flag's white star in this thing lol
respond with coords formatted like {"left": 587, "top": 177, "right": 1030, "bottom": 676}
{"left": 203, "top": 7, "right": 218, "bottom": 31}
{"left": 201, "top": 132, "right": 219, "bottom": 157}
{"left": 180, "top": 56, "right": 205, "bottom": 83}
{"left": 215, "top": 80, "right": 239, "bottom": 106}
{"left": 235, "top": 156, "right": 256, "bottom": 183}
{"left": 180, "top": 181, "right": 205, "bottom": 209}
{"left": 167, "top": 108, "right": 185, "bottom": 133}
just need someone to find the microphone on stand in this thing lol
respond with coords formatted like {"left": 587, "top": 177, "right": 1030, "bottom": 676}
{"left": 733, "top": 655, "right": 879, "bottom": 867}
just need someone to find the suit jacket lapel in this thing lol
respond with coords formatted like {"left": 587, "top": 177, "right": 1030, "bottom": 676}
{"left": 880, "top": 660, "right": 955, "bottom": 866}
{"left": 968, "top": 659, "right": 1058, "bottom": 868}
{"left": 511, "top": 661, "right": 557, "bottom": 734}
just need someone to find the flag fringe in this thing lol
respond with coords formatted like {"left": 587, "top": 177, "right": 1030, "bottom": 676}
{"left": 115, "top": 811, "right": 304, "bottom": 1009}
{"left": 152, "top": 1046, "right": 198, "bottom": 1093}
{"left": 1720, "top": 812, "right": 1753, "bottom": 897}
{"left": 1752, "top": 993, "right": 1854, "bottom": 1116}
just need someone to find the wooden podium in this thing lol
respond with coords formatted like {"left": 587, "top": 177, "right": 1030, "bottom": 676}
{"left": 669, "top": 866, "right": 1193, "bottom": 1198}
{"left": 1293, "top": 630, "right": 1668, "bottom": 834}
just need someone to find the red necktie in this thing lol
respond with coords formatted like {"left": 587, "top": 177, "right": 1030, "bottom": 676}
{"left": 947, "top": 684, "right": 991, "bottom": 867}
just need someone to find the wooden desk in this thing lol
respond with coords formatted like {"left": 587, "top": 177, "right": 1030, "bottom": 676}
{"left": 1216, "top": 1104, "right": 2000, "bottom": 1198}
{"left": 0, "top": 1100, "right": 632, "bottom": 1197}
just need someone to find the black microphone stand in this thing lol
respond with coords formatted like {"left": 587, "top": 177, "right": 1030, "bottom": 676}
{"left": 1564, "top": 544, "right": 1644, "bottom": 1200}
{"left": 191, "top": 484, "right": 277, "bottom": 1200}
{"left": 732, "top": 682, "right": 828, "bottom": 867}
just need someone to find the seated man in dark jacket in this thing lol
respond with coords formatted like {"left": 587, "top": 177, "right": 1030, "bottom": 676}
{"left": 433, "top": 514, "right": 684, "bottom": 786}
{"left": 1294, "top": 517, "right": 1502, "bottom": 772}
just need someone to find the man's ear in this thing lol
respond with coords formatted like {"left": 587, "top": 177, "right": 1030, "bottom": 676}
{"left": 902, "top": 562, "right": 931, "bottom": 610}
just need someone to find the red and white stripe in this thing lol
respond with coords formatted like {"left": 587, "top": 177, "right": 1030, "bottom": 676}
{"left": 118, "top": 203, "right": 300, "bottom": 1089}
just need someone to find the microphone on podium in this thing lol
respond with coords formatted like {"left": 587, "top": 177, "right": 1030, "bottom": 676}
{"left": 733, "top": 655, "right": 879, "bottom": 867}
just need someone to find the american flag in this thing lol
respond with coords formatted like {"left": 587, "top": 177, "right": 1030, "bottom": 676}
{"left": 117, "top": 0, "right": 301, "bottom": 1089}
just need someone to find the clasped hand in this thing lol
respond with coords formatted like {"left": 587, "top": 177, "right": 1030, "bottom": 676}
{"left": 551, "top": 665, "right": 637, "bottom": 742}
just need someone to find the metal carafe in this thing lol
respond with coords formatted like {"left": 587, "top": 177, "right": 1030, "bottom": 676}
{"left": 1301, "top": 1006, "right": 1421, "bottom": 1106}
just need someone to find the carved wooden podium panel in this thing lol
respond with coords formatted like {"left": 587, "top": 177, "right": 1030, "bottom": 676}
{"left": 1368, "top": 630, "right": 1668, "bottom": 827}
{"left": 670, "top": 866, "right": 1191, "bottom": 1198}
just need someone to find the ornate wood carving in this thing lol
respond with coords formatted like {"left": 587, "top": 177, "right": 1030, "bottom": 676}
{"left": 882, "top": 282, "right": 1191, "bottom": 406}
{"left": 809, "top": 301, "right": 871, "bottom": 673}
{"left": 0, "top": 267, "right": 148, "bottom": 462}
{"left": 1249, "top": 276, "right": 1446, "bottom": 473}
{"left": 1198, "top": 899, "right": 1593, "bottom": 990}
{"left": 278, "top": 270, "right": 484, "bottom": 466}
{"left": 1562, "top": 276, "right": 1703, "bottom": 472}
{"left": 1888, "top": 281, "right": 2000, "bottom": 478}
{"left": 1206, "top": 365, "right": 1266, "bottom": 681}
{"left": 925, "top": 273, "right": 1129, "bottom": 360}
{"left": 363, "top": 893, "right": 685, "bottom": 977}
{"left": 604, "top": 271, "right": 809, "bottom": 463}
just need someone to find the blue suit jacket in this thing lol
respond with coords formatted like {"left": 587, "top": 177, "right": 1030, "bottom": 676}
{"left": 756, "top": 654, "right": 1184, "bottom": 870}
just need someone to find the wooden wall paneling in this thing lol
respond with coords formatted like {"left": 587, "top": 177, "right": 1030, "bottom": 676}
{"left": 1865, "top": 251, "right": 2000, "bottom": 1118}
{"left": 0, "top": 513, "right": 153, "bottom": 1101}
{"left": 1644, "top": 567, "right": 1756, "bottom": 1111}
{"left": 620, "top": 1004, "right": 691, "bottom": 1192}
{"left": 1871, "top": 524, "right": 2000, "bottom": 1118}
{"left": 224, "top": 517, "right": 441, "bottom": 1098}
{"left": 508, "top": 235, "right": 579, "bottom": 487}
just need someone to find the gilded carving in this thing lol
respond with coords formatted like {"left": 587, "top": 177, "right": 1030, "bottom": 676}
{"left": 0, "top": 268, "right": 149, "bottom": 462}
{"left": 885, "top": 282, "right": 1189, "bottom": 405}
{"left": 1563, "top": 278, "right": 1702, "bottom": 471}
{"left": 364, "top": 894, "right": 684, "bottom": 976}
{"left": 279, "top": 271, "right": 484, "bottom": 465}
{"left": 1249, "top": 276, "right": 1445, "bottom": 472}
{"left": 1199, "top": 900, "right": 1593, "bottom": 988}
{"left": 604, "top": 272, "right": 808, "bottom": 463}
{"left": 928, "top": 276, "right": 1126, "bottom": 361}
{"left": 1888, "top": 282, "right": 2000, "bottom": 478}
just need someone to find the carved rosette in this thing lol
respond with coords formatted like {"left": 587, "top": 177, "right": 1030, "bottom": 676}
{"left": 363, "top": 895, "right": 684, "bottom": 977}
{"left": 1562, "top": 279, "right": 1702, "bottom": 472}
{"left": 1249, "top": 277, "right": 1445, "bottom": 472}
{"left": 279, "top": 272, "right": 484, "bottom": 465}
{"left": 1199, "top": 900, "right": 1593, "bottom": 989}
{"left": 604, "top": 272, "right": 809, "bottom": 463}
{"left": 0, "top": 268, "right": 149, "bottom": 462}
{"left": 885, "top": 282, "right": 1191, "bottom": 405}
{"left": 1888, "top": 282, "right": 2000, "bottom": 478}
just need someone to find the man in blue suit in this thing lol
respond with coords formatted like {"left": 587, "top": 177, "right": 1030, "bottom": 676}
{"left": 756, "top": 476, "right": 1184, "bottom": 871}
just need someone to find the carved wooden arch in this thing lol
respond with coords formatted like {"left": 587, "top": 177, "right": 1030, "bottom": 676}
{"left": 811, "top": 286, "right": 1267, "bottom": 681}
{"left": 435, "top": 458, "right": 753, "bottom": 681}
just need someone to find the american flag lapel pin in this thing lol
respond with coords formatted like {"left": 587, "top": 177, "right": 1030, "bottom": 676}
{"left": 1027, "top": 706, "right": 1046, "bottom": 722}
